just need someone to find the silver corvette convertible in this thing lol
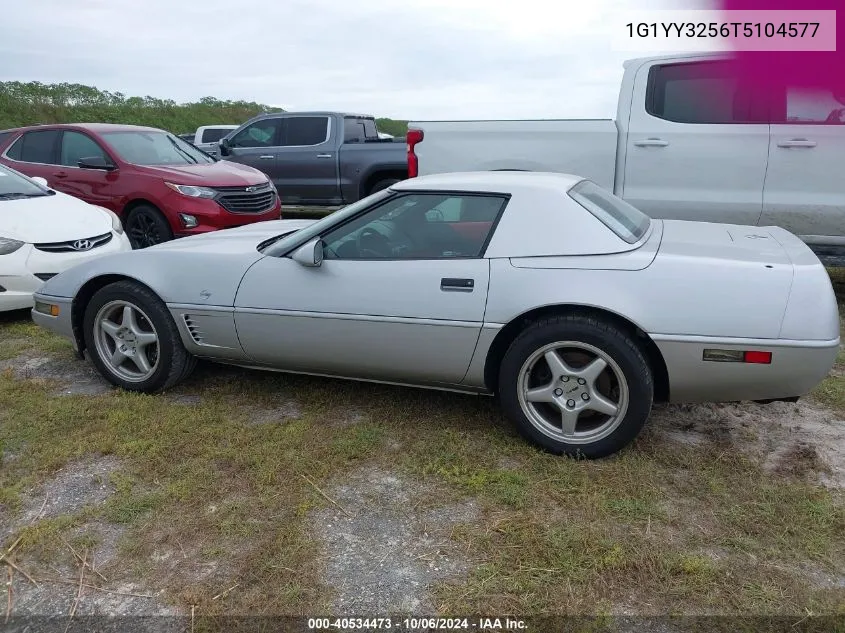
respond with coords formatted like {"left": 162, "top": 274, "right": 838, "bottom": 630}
{"left": 31, "top": 172, "right": 840, "bottom": 458}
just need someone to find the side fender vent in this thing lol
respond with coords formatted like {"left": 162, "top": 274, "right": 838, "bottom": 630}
{"left": 183, "top": 315, "right": 206, "bottom": 345}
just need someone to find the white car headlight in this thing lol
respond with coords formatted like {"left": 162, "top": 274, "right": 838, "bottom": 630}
{"left": 0, "top": 236, "right": 24, "bottom": 255}
{"left": 96, "top": 207, "right": 124, "bottom": 234}
{"left": 165, "top": 182, "right": 217, "bottom": 199}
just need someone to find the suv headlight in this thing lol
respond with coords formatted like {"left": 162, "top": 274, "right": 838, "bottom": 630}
{"left": 165, "top": 182, "right": 217, "bottom": 199}
{"left": 96, "top": 207, "right": 124, "bottom": 234}
{"left": 0, "top": 236, "right": 24, "bottom": 255}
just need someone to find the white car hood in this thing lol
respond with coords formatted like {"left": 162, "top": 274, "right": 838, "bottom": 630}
{"left": 147, "top": 219, "right": 318, "bottom": 253}
{"left": 0, "top": 191, "right": 112, "bottom": 243}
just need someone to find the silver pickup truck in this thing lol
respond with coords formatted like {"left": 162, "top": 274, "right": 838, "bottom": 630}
{"left": 409, "top": 53, "right": 845, "bottom": 264}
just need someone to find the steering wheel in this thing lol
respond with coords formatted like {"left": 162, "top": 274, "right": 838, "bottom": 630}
{"left": 356, "top": 227, "right": 393, "bottom": 258}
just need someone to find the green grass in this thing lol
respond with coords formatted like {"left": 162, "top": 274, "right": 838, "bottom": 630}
{"left": 0, "top": 266, "right": 844, "bottom": 618}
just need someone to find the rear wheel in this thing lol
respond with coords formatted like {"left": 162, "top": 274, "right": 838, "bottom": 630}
{"left": 126, "top": 204, "right": 173, "bottom": 249}
{"left": 367, "top": 178, "right": 400, "bottom": 195}
{"left": 498, "top": 315, "right": 653, "bottom": 458}
{"left": 83, "top": 281, "right": 196, "bottom": 392}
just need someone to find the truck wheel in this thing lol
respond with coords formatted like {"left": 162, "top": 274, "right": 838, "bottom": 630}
{"left": 126, "top": 205, "right": 174, "bottom": 249}
{"left": 368, "top": 178, "right": 400, "bottom": 195}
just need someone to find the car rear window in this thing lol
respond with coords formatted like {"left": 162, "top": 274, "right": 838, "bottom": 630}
{"left": 568, "top": 180, "right": 650, "bottom": 244}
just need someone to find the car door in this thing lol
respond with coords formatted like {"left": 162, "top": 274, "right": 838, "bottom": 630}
{"left": 2, "top": 129, "right": 61, "bottom": 183}
{"left": 759, "top": 84, "right": 845, "bottom": 246}
{"left": 621, "top": 59, "right": 770, "bottom": 226}
{"left": 273, "top": 115, "right": 341, "bottom": 205}
{"left": 55, "top": 130, "right": 118, "bottom": 207}
{"left": 234, "top": 192, "right": 508, "bottom": 385}
{"left": 223, "top": 118, "right": 283, "bottom": 179}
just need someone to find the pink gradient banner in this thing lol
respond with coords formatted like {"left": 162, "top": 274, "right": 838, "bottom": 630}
{"left": 722, "top": 10, "right": 836, "bottom": 50}
{"left": 719, "top": 0, "right": 843, "bottom": 94}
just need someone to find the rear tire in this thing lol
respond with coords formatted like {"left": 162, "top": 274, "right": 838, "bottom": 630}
{"left": 498, "top": 315, "right": 653, "bottom": 458}
{"left": 83, "top": 280, "right": 196, "bottom": 393}
{"left": 126, "top": 204, "right": 173, "bottom": 249}
{"left": 367, "top": 178, "right": 400, "bottom": 195}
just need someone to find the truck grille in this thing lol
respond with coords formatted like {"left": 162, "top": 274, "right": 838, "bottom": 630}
{"left": 213, "top": 183, "right": 276, "bottom": 214}
{"left": 34, "top": 232, "right": 113, "bottom": 253}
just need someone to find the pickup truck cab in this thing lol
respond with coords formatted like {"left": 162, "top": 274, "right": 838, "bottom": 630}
{"left": 192, "top": 125, "right": 238, "bottom": 156}
{"left": 218, "top": 112, "right": 407, "bottom": 206}
{"left": 408, "top": 53, "right": 845, "bottom": 262}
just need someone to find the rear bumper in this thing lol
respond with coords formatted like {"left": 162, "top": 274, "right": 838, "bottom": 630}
{"left": 654, "top": 334, "right": 839, "bottom": 403}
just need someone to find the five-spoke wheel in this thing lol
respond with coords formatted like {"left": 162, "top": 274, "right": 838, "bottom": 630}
{"left": 93, "top": 301, "right": 160, "bottom": 382}
{"left": 499, "top": 315, "right": 653, "bottom": 458}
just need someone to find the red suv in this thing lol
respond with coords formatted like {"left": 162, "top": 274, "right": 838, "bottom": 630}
{"left": 0, "top": 123, "right": 282, "bottom": 248}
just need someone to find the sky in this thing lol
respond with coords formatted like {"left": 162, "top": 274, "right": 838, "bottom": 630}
{"left": 0, "top": 0, "right": 717, "bottom": 120}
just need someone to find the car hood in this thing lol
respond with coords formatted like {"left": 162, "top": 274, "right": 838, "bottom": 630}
{"left": 134, "top": 160, "right": 270, "bottom": 186}
{"left": 0, "top": 191, "right": 112, "bottom": 243}
{"left": 35, "top": 219, "right": 319, "bottom": 305}
{"left": 147, "top": 219, "right": 317, "bottom": 253}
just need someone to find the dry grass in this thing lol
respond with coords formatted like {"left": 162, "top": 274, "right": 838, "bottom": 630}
{"left": 0, "top": 268, "right": 844, "bottom": 618}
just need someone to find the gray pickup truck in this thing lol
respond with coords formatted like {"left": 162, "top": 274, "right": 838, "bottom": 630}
{"left": 218, "top": 111, "right": 407, "bottom": 206}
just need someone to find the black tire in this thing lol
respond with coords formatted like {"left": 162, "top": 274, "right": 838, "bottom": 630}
{"left": 498, "top": 315, "right": 653, "bottom": 459}
{"left": 125, "top": 204, "right": 173, "bottom": 249}
{"left": 83, "top": 280, "right": 196, "bottom": 393}
{"left": 367, "top": 178, "right": 400, "bottom": 195}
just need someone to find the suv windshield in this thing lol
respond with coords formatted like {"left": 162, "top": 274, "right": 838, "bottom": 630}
{"left": 100, "top": 131, "right": 214, "bottom": 166}
{"left": 0, "top": 163, "right": 51, "bottom": 198}
{"left": 568, "top": 180, "right": 651, "bottom": 244}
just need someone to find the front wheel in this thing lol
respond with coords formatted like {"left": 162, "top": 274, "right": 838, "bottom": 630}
{"left": 126, "top": 205, "right": 173, "bottom": 249}
{"left": 498, "top": 315, "right": 653, "bottom": 458}
{"left": 83, "top": 281, "right": 196, "bottom": 392}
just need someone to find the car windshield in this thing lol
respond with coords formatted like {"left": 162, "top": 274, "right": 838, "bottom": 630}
{"left": 0, "top": 163, "right": 52, "bottom": 198}
{"left": 568, "top": 180, "right": 651, "bottom": 244}
{"left": 100, "top": 131, "right": 214, "bottom": 166}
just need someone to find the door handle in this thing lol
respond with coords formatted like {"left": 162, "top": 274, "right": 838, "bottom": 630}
{"left": 777, "top": 138, "right": 817, "bottom": 148}
{"left": 317, "top": 153, "right": 332, "bottom": 158}
{"left": 441, "top": 278, "right": 474, "bottom": 292}
{"left": 258, "top": 155, "right": 275, "bottom": 160}
{"left": 633, "top": 138, "right": 669, "bottom": 147}
{"left": 53, "top": 171, "right": 69, "bottom": 179}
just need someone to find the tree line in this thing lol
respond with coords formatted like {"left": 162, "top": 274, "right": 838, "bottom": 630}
{"left": 0, "top": 81, "right": 409, "bottom": 137}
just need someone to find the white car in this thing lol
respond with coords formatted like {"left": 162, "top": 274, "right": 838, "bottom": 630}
{"left": 0, "top": 164, "right": 131, "bottom": 311}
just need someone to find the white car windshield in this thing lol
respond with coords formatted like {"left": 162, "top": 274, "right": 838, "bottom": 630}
{"left": 101, "top": 131, "right": 214, "bottom": 166}
{"left": 0, "top": 164, "right": 52, "bottom": 199}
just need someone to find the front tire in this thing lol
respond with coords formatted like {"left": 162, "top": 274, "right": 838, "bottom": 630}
{"left": 126, "top": 204, "right": 173, "bottom": 249}
{"left": 83, "top": 281, "right": 196, "bottom": 392}
{"left": 498, "top": 315, "right": 653, "bottom": 459}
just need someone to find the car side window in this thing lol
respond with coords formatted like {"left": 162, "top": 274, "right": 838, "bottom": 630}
{"left": 646, "top": 61, "right": 762, "bottom": 124}
{"left": 229, "top": 120, "right": 281, "bottom": 148}
{"left": 321, "top": 193, "right": 506, "bottom": 260}
{"left": 283, "top": 117, "right": 330, "bottom": 146}
{"left": 778, "top": 86, "right": 845, "bottom": 124}
{"left": 6, "top": 130, "right": 61, "bottom": 164}
{"left": 60, "top": 131, "right": 110, "bottom": 167}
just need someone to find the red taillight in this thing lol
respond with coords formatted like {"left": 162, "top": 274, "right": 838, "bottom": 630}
{"left": 407, "top": 128, "right": 424, "bottom": 178}
{"left": 743, "top": 350, "right": 772, "bottom": 364}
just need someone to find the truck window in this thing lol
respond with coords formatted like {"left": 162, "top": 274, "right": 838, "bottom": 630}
{"left": 344, "top": 118, "right": 366, "bottom": 143}
{"left": 283, "top": 117, "right": 330, "bottom": 146}
{"left": 776, "top": 86, "right": 845, "bottom": 124}
{"left": 200, "top": 128, "right": 233, "bottom": 143}
{"left": 568, "top": 180, "right": 650, "bottom": 244}
{"left": 646, "top": 62, "right": 758, "bottom": 124}
{"left": 229, "top": 120, "right": 281, "bottom": 148}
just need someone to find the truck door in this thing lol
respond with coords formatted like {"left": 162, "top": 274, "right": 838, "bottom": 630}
{"left": 760, "top": 84, "right": 845, "bottom": 247}
{"left": 620, "top": 59, "right": 770, "bottom": 226}
{"left": 273, "top": 116, "right": 341, "bottom": 205}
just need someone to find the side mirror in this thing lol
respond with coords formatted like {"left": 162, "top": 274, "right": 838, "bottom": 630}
{"left": 78, "top": 156, "right": 115, "bottom": 171}
{"left": 219, "top": 138, "right": 231, "bottom": 156}
{"left": 291, "top": 238, "right": 324, "bottom": 267}
{"left": 31, "top": 176, "right": 49, "bottom": 187}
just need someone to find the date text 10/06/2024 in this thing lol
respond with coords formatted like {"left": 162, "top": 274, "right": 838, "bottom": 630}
{"left": 307, "top": 617, "right": 528, "bottom": 630}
